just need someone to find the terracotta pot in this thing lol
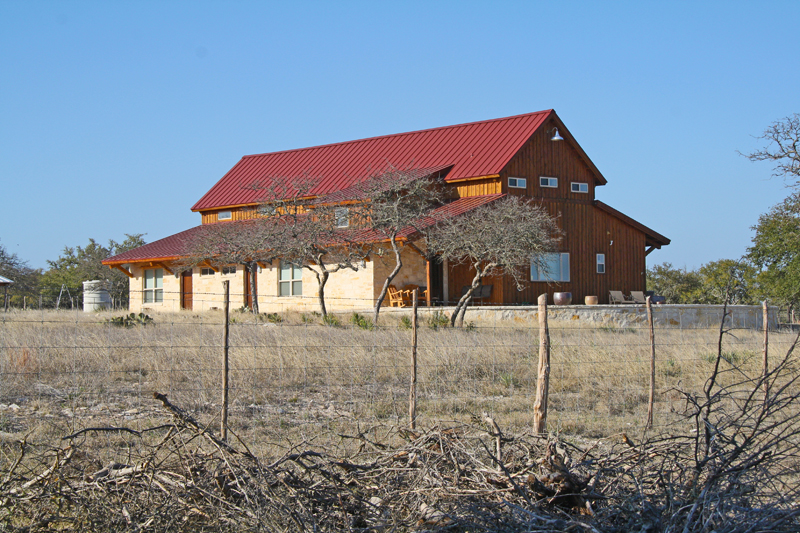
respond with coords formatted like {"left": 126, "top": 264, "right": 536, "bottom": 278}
{"left": 584, "top": 295, "right": 598, "bottom": 305}
{"left": 553, "top": 292, "right": 572, "bottom": 306}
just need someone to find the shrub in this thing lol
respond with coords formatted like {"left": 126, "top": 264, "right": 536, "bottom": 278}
{"left": 106, "top": 313, "right": 153, "bottom": 328}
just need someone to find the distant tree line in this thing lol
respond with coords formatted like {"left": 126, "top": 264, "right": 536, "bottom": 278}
{"left": 0, "top": 234, "right": 145, "bottom": 309}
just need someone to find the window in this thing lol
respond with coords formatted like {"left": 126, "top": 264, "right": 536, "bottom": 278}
{"left": 335, "top": 207, "right": 349, "bottom": 228}
{"left": 200, "top": 268, "right": 215, "bottom": 276}
{"left": 279, "top": 261, "right": 302, "bottom": 296}
{"left": 508, "top": 177, "right": 527, "bottom": 189}
{"left": 540, "top": 176, "right": 558, "bottom": 188}
{"left": 596, "top": 253, "right": 606, "bottom": 274}
{"left": 531, "top": 253, "right": 570, "bottom": 282}
{"left": 571, "top": 182, "right": 589, "bottom": 193}
{"left": 143, "top": 268, "right": 163, "bottom": 303}
{"left": 222, "top": 266, "right": 237, "bottom": 275}
{"left": 218, "top": 210, "right": 232, "bottom": 221}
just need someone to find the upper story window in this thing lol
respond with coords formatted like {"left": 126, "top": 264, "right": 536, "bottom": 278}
{"left": 571, "top": 182, "right": 589, "bottom": 193}
{"left": 222, "top": 266, "right": 237, "bottom": 275}
{"left": 531, "top": 253, "right": 570, "bottom": 282}
{"left": 218, "top": 210, "right": 232, "bottom": 221}
{"left": 279, "top": 261, "right": 303, "bottom": 296}
{"left": 335, "top": 207, "right": 350, "bottom": 228}
{"left": 143, "top": 268, "right": 164, "bottom": 303}
{"left": 540, "top": 177, "right": 558, "bottom": 188}
{"left": 596, "top": 253, "right": 606, "bottom": 274}
{"left": 200, "top": 267, "right": 215, "bottom": 276}
{"left": 508, "top": 177, "right": 527, "bottom": 189}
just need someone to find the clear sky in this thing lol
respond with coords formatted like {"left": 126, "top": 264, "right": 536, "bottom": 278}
{"left": 1, "top": 1, "right": 798, "bottom": 271}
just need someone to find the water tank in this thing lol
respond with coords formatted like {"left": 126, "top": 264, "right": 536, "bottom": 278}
{"left": 83, "top": 280, "right": 112, "bottom": 312}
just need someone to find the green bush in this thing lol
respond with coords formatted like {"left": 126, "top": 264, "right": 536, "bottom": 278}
{"left": 106, "top": 313, "right": 154, "bottom": 328}
{"left": 349, "top": 312, "right": 375, "bottom": 331}
{"left": 427, "top": 310, "right": 449, "bottom": 330}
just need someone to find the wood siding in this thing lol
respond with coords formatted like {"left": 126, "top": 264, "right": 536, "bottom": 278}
{"left": 445, "top": 118, "right": 649, "bottom": 305}
{"left": 201, "top": 207, "right": 258, "bottom": 225}
{"left": 451, "top": 178, "right": 502, "bottom": 198}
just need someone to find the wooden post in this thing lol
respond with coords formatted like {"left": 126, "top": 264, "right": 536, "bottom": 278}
{"left": 221, "top": 280, "right": 230, "bottom": 441}
{"left": 763, "top": 301, "right": 769, "bottom": 402}
{"left": 409, "top": 289, "right": 418, "bottom": 429}
{"left": 646, "top": 296, "right": 655, "bottom": 429}
{"left": 3, "top": 286, "right": 8, "bottom": 312}
{"left": 533, "top": 294, "right": 550, "bottom": 434}
{"left": 425, "top": 261, "right": 432, "bottom": 307}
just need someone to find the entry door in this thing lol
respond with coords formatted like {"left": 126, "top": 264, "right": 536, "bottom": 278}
{"left": 244, "top": 266, "right": 257, "bottom": 308}
{"left": 429, "top": 259, "right": 444, "bottom": 304}
{"left": 181, "top": 270, "right": 193, "bottom": 310}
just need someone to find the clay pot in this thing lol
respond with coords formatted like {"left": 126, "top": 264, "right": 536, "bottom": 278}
{"left": 553, "top": 292, "right": 572, "bottom": 306}
{"left": 584, "top": 295, "right": 598, "bottom": 305}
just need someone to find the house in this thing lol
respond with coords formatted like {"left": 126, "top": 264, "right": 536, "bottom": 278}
{"left": 103, "top": 110, "right": 669, "bottom": 312}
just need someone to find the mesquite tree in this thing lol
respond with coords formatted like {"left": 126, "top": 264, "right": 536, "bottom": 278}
{"left": 426, "top": 195, "right": 561, "bottom": 327}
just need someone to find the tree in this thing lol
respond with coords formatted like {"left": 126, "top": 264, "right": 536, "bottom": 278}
{"left": 747, "top": 192, "right": 800, "bottom": 313}
{"left": 342, "top": 166, "right": 447, "bottom": 325}
{"left": 744, "top": 113, "right": 800, "bottom": 185}
{"left": 41, "top": 234, "right": 146, "bottom": 308}
{"left": 426, "top": 196, "right": 561, "bottom": 327}
{"left": 0, "top": 240, "right": 42, "bottom": 307}
{"left": 646, "top": 262, "right": 703, "bottom": 304}
{"left": 695, "top": 259, "right": 758, "bottom": 305}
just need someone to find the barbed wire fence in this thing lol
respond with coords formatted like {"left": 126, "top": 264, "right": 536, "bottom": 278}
{"left": 0, "top": 287, "right": 793, "bottom": 456}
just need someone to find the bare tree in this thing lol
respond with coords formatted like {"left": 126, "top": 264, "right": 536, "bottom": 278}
{"left": 426, "top": 195, "right": 561, "bottom": 327}
{"left": 744, "top": 113, "right": 800, "bottom": 185}
{"left": 186, "top": 218, "right": 279, "bottom": 313}
{"left": 335, "top": 165, "right": 447, "bottom": 325}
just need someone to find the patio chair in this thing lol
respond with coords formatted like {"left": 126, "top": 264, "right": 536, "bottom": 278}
{"left": 609, "top": 290, "right": 633, "bottom": 304}
{"left": 630, "top": 291, "right": 647, "bottom": 304}
{"left": 387, "top": 285, "right": 411, "bottom": 307}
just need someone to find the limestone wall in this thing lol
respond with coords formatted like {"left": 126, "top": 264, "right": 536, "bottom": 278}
{"left": 381, "top": 304, "right": 777, "bottom": 330}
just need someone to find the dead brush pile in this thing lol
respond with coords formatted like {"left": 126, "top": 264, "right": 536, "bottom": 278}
{"left": 4, "top": 350, "right": 800, "bottom": 533}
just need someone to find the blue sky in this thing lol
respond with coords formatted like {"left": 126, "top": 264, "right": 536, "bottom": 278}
{"left": 1, "top": 1, "right": 798, "bottom": 270}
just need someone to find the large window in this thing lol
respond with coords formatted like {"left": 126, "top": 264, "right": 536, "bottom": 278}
{"left": 571, "top": 182, "right": 589, "bottom": 193}
{"left": 279, "top": 261, "right": 303, "bottom": 296}
{"left": 531, "top": 253, "right": 570, "bottom": 282}
{"left": 143, "top": 268, "right": 163, "bottom": 303}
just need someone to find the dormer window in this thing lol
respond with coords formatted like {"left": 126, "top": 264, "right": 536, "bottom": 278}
{"left": 218, "top": 210, "right": 232, "bottom": 221}
{"left": 540, "top": 177, "right": 558, "bottom": 188}
{"left": 571, "top": 182, "right": 589, "bottom": 193}
{"left": 335, "top": 207, "right": 349, "bottom": 228}
{"left": 508, "top": 177, "right": 527, "bottom": 189}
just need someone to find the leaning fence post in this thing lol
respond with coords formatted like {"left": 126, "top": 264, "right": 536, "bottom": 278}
{"left": 533, "top": 293, "right": 550, "bottom": 434}
{"left": 409, "top": 289, "right": 418, "bottom": 429}
{"left": 763, "top": 301, "right": 769, "bottom": 402}
{"left": 221, "top": 280, "right": 230, "bottom": 441}
{"left": 646, "top": 296, "right": 655, "bottom": 429}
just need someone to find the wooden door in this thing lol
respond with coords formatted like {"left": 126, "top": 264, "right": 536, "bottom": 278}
{"left": 428, "top": 259, "right": 444, "bottom": 304}
{"left": 244, "top": 266, "right": 257, "bottom": 308}
{"left": 181, "top": 270, "right": 193, "bottom": 310}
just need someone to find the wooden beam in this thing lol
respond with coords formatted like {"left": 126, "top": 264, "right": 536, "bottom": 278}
{"left": 203, "top": 261, "right": 220, "bottom": 273}
{"left": 256, "top": 261, "right": 269, "bottom": 269}
{"left": 645, "top": 245, "right": 657, "bottom": 256}
{"left": 155, "top": 262, "right": 174, "bottom": 275}
{"left": 110, "top": 264, "right": 133, "bottom": 278}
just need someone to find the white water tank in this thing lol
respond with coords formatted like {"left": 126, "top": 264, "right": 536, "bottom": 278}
{"left": 83, "top": 280, "right": 112, "bottom": 312}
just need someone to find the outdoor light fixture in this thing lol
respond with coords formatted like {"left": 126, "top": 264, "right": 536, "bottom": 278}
{"left": 550, "top": 127, "right": 564, "bottom": 141}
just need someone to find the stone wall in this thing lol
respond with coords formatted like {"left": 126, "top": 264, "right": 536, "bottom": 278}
{"left": 378, "top": 304, "right": 778, "bottom": 330}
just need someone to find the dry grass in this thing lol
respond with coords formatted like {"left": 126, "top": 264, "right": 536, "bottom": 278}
{"left": 2, "top": 308, "right": 800, "bottom": 531}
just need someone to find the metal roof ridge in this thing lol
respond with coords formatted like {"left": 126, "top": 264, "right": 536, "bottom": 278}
{"left": 239, "top": 110, "right": 554, "bottom": 159}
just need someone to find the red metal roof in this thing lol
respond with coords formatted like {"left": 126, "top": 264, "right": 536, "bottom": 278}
{"left": 191, "top": 111, "right": 554, "bottom": 211}
{"left": 104, "top": 196, "right": 507, "bottom": 264}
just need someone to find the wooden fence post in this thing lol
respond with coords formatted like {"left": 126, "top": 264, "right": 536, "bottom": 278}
{"left": 221, "top": 280, "right": 230, "bottom": 441}
{"left": 763, "top": 301, "right": 769, "bottom": 402}
{"left": 646, "top": 296, "right": 655, "bottom": 429}
{"left": 409, "top": 289, "right": 418, "bottom": 429}
{"left": 533, "top": 294, "right": 550, "bottom": 434}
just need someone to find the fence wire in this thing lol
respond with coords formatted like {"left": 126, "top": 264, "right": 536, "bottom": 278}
{"left": 1, "top": 290, "right": 794, "bottom": 456}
